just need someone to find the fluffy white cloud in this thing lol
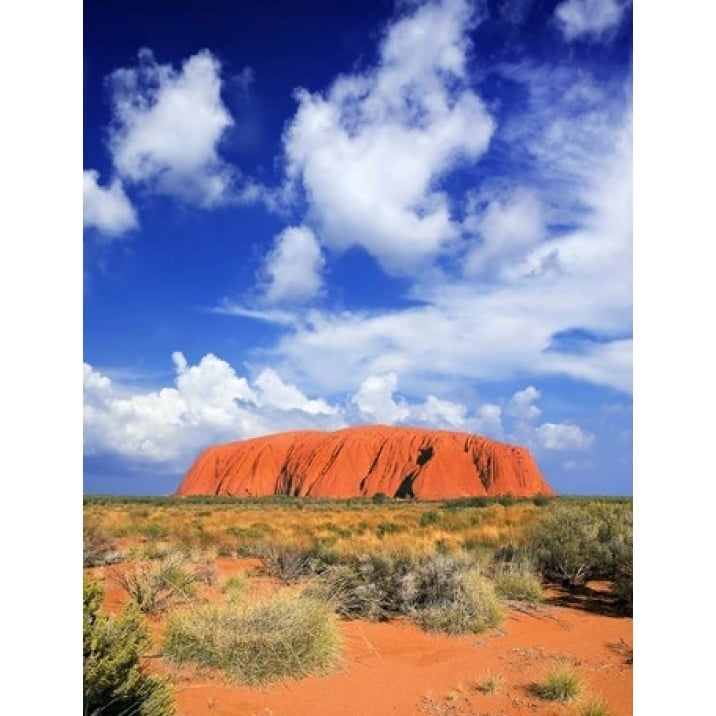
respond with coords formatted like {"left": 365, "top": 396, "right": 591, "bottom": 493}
{"left": 253, "top": 368, "right": 336, "bottom": 415}
{"left": 240, "top": 65, "right": 632, "bottom": 398}
{"left": 83, "top": 169, "right": 137, "bottom": 238}
{"left": 350, "top": 373, "right": 467, "bottom": 430}
{"left": 508, "top": 386, "right": 542, "bottom": 420}
{"left": 463, "top": 188, "right": 545, "bottom": 276}
{"left": 504, "top": 386, "right": 595, "bottom": 451}
{"left": 83, "top": 352, "right": 344, "bottom": 467}
{"left": 261, "top": 226, "right": 325, "bottom": 304}
{"left": 535, "top": 422, "right": 594, "bottom": 450}
{"left": 107, "top": 48, "right": 235, "bottom": 206}
{"left": 554, "top": 0, "right": 628, "bottom": 41}
{"left": 282, "top": 0, "right": 494, "bottom": 273}
{"left": 84, "top": 352, "right": 594, "bottom": 472}
{"left": 473, "top": 404, "right": 504, "bottom": 439}
{"left": 351, "top": 373, "right": 411, "bottom": 424}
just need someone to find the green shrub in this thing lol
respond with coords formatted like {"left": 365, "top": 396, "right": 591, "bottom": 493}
{"left": 84, "top": 580, "right": 174, "bottom": 716}
{"left": 163, "top": 593, "right": 341, "bottom": 685}
{"left": 493, "top": 566, "right": 543, "bottom": 602}
{"left": 528, "top": 503, "right": 632, "bottom": 589}
{"left": 417, "top": 570, "right": 504, "bottom": 634}
{"left": 84, "top": 523, "right": 123, "bottom": 567}
{"left": 476, "top": 672, "right": 503, "bottom": 694}
{"left": 376, "top": 521, "right": 407, "bottom": 537}
{"left": 111, "top": 554, "right": 197, "bottom": 614}
{"left": 220, "top": 574, "right": 248, "bottom": 601}
{"left": 535, "top": 666, "right": 583, "bottom": 701}
{"left": 259, "top": 543, "right": 337, "bottom": 583}
{"left": 420, "top": 510, "right": 442, "bottom": 527}
{"left": 307, "top": 553, "right": 478, "bottom": 622}
{"left": 578, "top": 695, "right": 611, "bottom": 716}
{"left": 372, "top": 492, "right": 389, "bottom": 504}
{"left": 309, "top": 563, "right": 388, "bottom": 621}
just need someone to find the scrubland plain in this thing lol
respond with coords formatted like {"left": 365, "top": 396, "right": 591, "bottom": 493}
{"left": 84, "top": 495, "right": 632, "bottom": 716}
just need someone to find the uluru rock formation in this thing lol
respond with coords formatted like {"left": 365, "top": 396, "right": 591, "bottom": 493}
{"left": 176, "top": 425, "right": 554, "bottom": 499}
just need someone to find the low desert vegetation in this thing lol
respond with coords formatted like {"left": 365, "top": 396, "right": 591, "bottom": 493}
{"left": 527, "top": 501, "right": 632, "bottom": 612}
{"left": 476, "top": 672, "right": 503, "bottom": 694}
{"left": 111, "top": 553, "right": 198, "bottom": 614}
{"left": 84, "top": 580, "right": 174, "bottom": 716}
{"left": 534, "top": 665, "right": 583, "bottom": 701}
{"left": 83, "top": 495, "right": 631, "bottom": 710}
{"left": 492, "top": 563, "right": 544, "bottom": 602}
{"left": 576, "top": 695, "right": 611, "bottom": 716}
{"left": 417, "top": 570, "right": 504, "bottom": 634}
{"left": 219, "top": 573, "right": 248, "bottom": 601}
{"left": 163, "top": 592, "right": 341, "bottom": 685}
{"left": 305, "top": 552, "right": 504, "bottom": 634}
{"left": 84, "top": 522, "right": 124, "bottom": 567}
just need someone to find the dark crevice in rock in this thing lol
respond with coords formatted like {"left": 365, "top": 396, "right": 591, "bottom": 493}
{"left": 416, "top": 445, "right": 434, "bottom": 466}
{"left": 394, "top": 471, "right": 416, "bottom": 499}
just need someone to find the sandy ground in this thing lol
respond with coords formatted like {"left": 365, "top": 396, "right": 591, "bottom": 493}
{"left": 88, "top": 560, "right": 632, "bottom": 716}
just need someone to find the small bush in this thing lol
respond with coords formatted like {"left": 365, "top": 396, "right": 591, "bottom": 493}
{"left": 259, "top": 544, "right": 334, "bottom": 583}
{"left": 535, "top": 666, "right": 583, "bottom": 701}
{"left": 84, "top": 524, "right": 123, "bottom": 567}
{"left": 220, "top": 574, "right": 248, "bottom": 601}
{"left": 307, "top": 553, "right": 478, "bottom": 622}
{"left": 493, "top": 566, "right": 543, "bottom": 602}
{"left": 372, "top": 493, "right": 389, "bottom": 504}
{"left": 84, "top": 580, "right": 174, "bottom": 716}
{"left": 309, "top": 563, "right": 388, "bottom": 621}
{"left": 163, "top": 593, "right": 341, "bottom": 685}
{"left": 420, "top": 510, "right": 442, "bottom": 527}
{"left": 111, "top": 554, "right": 197, "bottom": 614}
{"left": 376, "top": 521, "right": 407, "bottom": 537}
{"left": 477, "top": 672, "right": 503, "bottom": 694}
{"left": 418, "top": 571, "right": 504, "bottom": 634}
{"left": 578, "top": 695, "right": 611, "bottom": 716}
{"left": 528, "top": 503, "right": 632, "bottom": 589}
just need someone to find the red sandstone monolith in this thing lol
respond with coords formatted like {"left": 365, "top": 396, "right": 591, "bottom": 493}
{"left": 175, "top": 425, "right": 554, "bottom": 499}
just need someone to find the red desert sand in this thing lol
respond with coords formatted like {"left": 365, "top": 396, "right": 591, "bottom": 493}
{"left": 177, "top": 425, "right": 555, "bottom": 499}
{"left": 92, "top": 559, "right": 632, "bottom": 716}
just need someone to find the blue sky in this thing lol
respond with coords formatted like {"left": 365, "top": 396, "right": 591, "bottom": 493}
{"left": 83, "top": 0, "right": 633, "bottom": 496}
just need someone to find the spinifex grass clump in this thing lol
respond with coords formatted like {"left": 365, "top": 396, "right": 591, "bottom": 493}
{"left": 417, "top": 569, "right": 504, "bottom": 634}
{"left": 493, "top": 564, "right": 544, "bottom": 602}
{"left": 476, "top": 672, "right": 503, "bottom": 694}
{"left": 308, "top": 553, "right": 475, "bottom": 622}
{"left": 163, "top": 592, "right": 341, "bottom": 685}
{"left": 535, "top": 665, "right": 583, "bottom": 701}
{"left": 111, "top": 553, "right": 198, "bottom": 614}
{"left": 578, "top": 695, "right": 611, "bottom": 716}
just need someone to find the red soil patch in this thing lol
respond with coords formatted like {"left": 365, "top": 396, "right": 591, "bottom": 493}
{"left": 88, "top": 560, "right": 631, "bottom": 715}
{"left": 177, "top": 425, "right": 554, "bottom": 499}
{"left": 167, "top": 604, "right": 631, "bottom": 716}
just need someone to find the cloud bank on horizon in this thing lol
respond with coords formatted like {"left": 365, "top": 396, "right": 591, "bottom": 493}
{"left": 84, "top": 0, "right": 632, "bottom": 495}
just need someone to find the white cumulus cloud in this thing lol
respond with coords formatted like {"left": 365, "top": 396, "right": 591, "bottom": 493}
{"left": 463, "top": 188, "right": 545, "bottom": 276}
{"left": 83, "top": 169, "right": 138, "bottom": 238}
{"left": 260, "top": 226, "right": 325, "bottom": 304}
{"left": 508, "top": 386, "right": 542, "bottom": 421}
{"left": 554, "top": 0, "right": 629, "bottom": 41}
{"left": 107, "top": 48, "right": 235, "bottom": 206}
{"left": 535, "top": 422, "right": 594, "bottom": 450}
{"left": 351, "top": 372, "right": 466, "bottom": 430}
{"left": 351, "top": 373, "right": 411, "bottom": 424}
{"left": 83, "top": 353, "right": 344, "bottom": 467}
{"left": 282, "top": 0, "right": 494, "bottom": 273}
{"left": 84, "top": 353, "right": 594, "bottom": 476}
